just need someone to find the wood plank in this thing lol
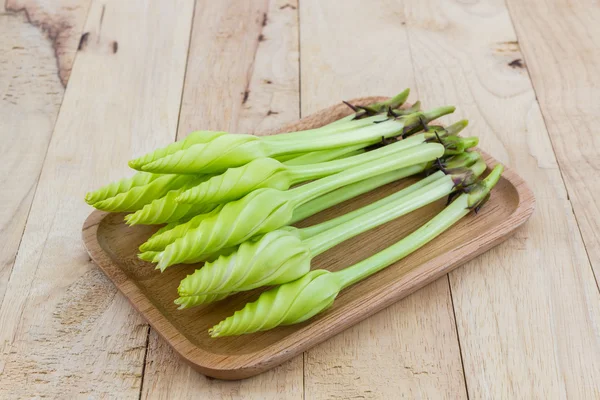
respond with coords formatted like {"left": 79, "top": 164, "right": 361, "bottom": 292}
{"left": 399, "top": 0, "right": 600, "bottom": 397}
{"left": 299, "top": 1, "right": 468, "bottom": 398}
{"left": 0, "top": 0, "right": 90, "bottom": 312}
{"left": 506, "top": 0, "right": 600, "bottom": 284}
{"left": 140, "top": 0, "right": 304, "bottom": 397}
{"left": 0, "top": 1, "right": 194, "bottom": 397}
{"left": 4, "top": 0, "right": 94, "bottom": 85}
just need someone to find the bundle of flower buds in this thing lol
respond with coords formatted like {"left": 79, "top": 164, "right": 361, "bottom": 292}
{"left": 85, "top": 89, "right": 502, "bottom": 337}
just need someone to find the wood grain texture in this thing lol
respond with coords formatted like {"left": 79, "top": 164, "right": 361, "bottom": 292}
{"left": 173, "top": 0, "right": 298, "bottom": 136}
{"left": 0, "top": 0, "right": 90, "bottom": 320}
{"left": 299, "top": 1, "right": 468, "bottom": 397}
{"left": 399, "top": 0, "right": 600, "bottom": 397}
{"left": 82, "top": 97, "right": 533, "bottom": 380}
{"left": 140, "top": 0, "right": 303, "bottom": 397}
{"left": 0, "top": 0, "right": 194, "bottom": 397}
{"left": 506, "top": 0, "right": 600, "bottom": 285}
{"left": 4, "top": 0, "right": 93, "bottom": 85}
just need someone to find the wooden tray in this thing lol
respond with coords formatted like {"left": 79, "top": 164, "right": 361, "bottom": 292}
{"left": 82, "top": 97, "right": 535, "bottom": 380}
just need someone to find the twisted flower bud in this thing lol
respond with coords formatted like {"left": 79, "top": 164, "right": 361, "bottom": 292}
{"left": 156, "top": 189, "right": 296, "bottom": 271}
{"left": 138, "top": 207, "right": 223, "bottom": 252}
{"left": 124, "top": 177, "right": 216, "bottom": 225}
{"left": 138, "top": 107, "right": 454, "bottom": 176}
{"left": 174, "top": 293, "right": 231, "bottom": 309}
{"left": 176, "top": 229, "right": 310, "bottom": 308}
{"left": 209, "top": 270, "right": 341, "bottom": 337}
{"left": 137, "top": 250, "right": 160, "bottom": 263}
{"left": 91, "top": 174, "right": 192, "bottom": 212}
{"left": 140, "top": 134, "right": 265, "bottom": 174}
{"left": 85, "top": 171, "right": 159, "bottom": 205}
{"left": 175, "top": 132, "right": 451, "bottom": 206}
{"left": 128, "top": 131, "right": 227, "bottom": 170}
{"left": 176, "top": 158, "right": 291, "bottom": 205}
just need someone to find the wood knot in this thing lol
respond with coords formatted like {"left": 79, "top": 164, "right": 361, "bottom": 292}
{"left": 508, "top": 58, "right": 524, "bottom": 69}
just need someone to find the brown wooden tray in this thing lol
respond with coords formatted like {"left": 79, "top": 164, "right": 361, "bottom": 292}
{"left": 82, "top": 97, "right": 535, "bottom": 380}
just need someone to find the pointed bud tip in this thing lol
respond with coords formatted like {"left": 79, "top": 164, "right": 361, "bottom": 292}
{"left": 84, "top": 193, "right": 95, "bottom": 204}
{"left": 448, "top": 119, "right": 469, "bottom": 133}
{"left": 128, "top": 160, "right": 141, "bottom": 169}
{"left": 123, "top": 214, "right": 136, "bottom": 225}
{"left": 422, "top": 105, "right": 456, "bottom": 123}
{"left": 387, "top": 88, "right": 411, "bottom": 108}
{"left": 462, "top": 136, "right": 479, "bottom": 149}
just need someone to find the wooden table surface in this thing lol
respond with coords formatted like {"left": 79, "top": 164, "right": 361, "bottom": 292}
{"left": 2, "top": 0, "right": 599, "bottom": 398}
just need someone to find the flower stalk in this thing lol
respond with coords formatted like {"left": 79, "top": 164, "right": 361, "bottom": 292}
{"left": 175, "top": 153, "right": 486, "bottom": 307}
{"left": 154, "top": 143, "right": 446, "bottom": 271}
{"left": 175, "top": 125, "right": 471, "bottom": 206}
{"left": 132, "top": 106, "right": 454, "bottom": 175}
{"left": 208, "top": 165, "right": 503, "bottom": 337}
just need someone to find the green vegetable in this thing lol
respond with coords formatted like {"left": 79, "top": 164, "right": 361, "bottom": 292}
{"left": 208, "top": 165, "right": 503, "bottom": 337}
{"left": 175, "top": 153, "right": 485, "bottom": 307}
{"left": 128, "top": 131, "right": 227, "bottom": 170}
{"left": 328, "top": 99, "right": 422, "bottom": 128}
{"left": 128, "top": 91, "right": 410, "bottom": 171}
{"left": 322, "top": 90, "right": 416, "bottom": 127}
{"left": 129, "top": 116, "right": 382, "bottom": 172}
{"left": 121, "top": 144, "right": 367, "bottom": 225}
{"left": 153, "top": 143, "right": 446, "bottom": 271}
{"left": 138, "top": 206, "right": 223, "bottom": 252}
{"left": 280, "top": 144, "right": 366, "bottom": 166}
{"left": 173, "top": 293, "right": 230, "bottom": 309}
{"left": 124, "top": 177, "right": 217, "bottom": 225}
{"left": 131, "top": 106, "right": 454, "bottom": 175}
{"left": 176, "top": 122, "right": 468, "bottom": 205}
{"left": 89, "top": 174, "right": 197, "bottom": 212}
{"left": 137, "top": 250, "right": 160, "bottom": 262}
{"left": 289, "top": 164, "right": 430, "bottom": 223}
{"left": 89, "top": 141, "right": 368, "bottom": 214}
{"left": 137, "top": 159, "right": 440, "bottom": 254}
{"left": 85, "top": 171, "right": 160, "bottom": 205}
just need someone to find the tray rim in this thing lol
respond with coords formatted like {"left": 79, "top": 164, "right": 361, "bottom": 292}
{"left": 82, "top": 97, "right": 535, "bottom": 380}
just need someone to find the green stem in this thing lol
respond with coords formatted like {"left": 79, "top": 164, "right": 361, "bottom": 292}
{"left": 331, "top": 89, "right": 411, "bottom": 124}
{"left": 380, "top": 89, "right": 411, "bottom": 109}
{"left": 273, "top": 153, "right": 300, "bottom": 163}
{"left": 299, "top": 171, "right": 445, "bottom": 239}
{"left": 324, "top": 114, "right": 356, "bottom": 127}
{"left": 288, "top": 134, "right": 429, "bottom": 182}
{"left": 266, "top": 119, "right": 403, "bottom": 154}
{"left": 299, "top": 153, "right": 486, "bottom": 239}
{"left": 265, "top": 106, "right": 454, "bottom": 156}
{"left": 290, "top": 164, "right": 428, "bottom": 223}
{"left": 289, "top": 143, "right": 445, "bottom": 206}
{"left": 334, "top": 164, "right": 503, "bottom": 289}
{"left": 305, "top": 175, "right": 456, "bottom": 255}
{"left": 282, "top": 143, "right": 367, "bottom": 166}
{"left": 325, "top": 97, "right": 419, "bottom": 128}
{"left": 265, "top": 114, "right": 387, "bottom": 142}
{"left": 335, "top": 195, "right": 471, "bottom": 288}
